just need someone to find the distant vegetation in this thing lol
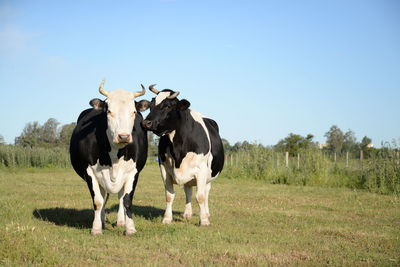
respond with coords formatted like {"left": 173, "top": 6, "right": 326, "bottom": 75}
{"left": 1, "top": 120, "right": 399, "bottom": 194}
{"left": 222, "top": 143, "right": 400, "bottom": 195}
{"left": 222, "top": 125, "right": 399, "bottom": 194}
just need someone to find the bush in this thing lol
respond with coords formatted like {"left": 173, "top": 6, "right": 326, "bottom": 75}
{"left": 0, "top": 145, "right": 70, "bottom": 168}
{"left": 222, "top": 144, "right": 400, "bottom": 194}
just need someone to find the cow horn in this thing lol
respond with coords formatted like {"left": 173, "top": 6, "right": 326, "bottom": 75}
{"left": 133, "top": 84, "right": 146, "bottom": 97}
{"left": 167, "top": 91, "right": 180, "bottom": 99}
{"left": 149, "top": 84, "right": 159, "bottom": 94}
{"left": 99, "top": 79, "right": 109, "bottom": 97}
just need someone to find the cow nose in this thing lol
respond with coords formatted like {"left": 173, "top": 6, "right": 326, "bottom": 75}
{"left": 142, "top": 120, "right": 152, "bottom": 129}
{"left": 117, "top": 133, "right": 131, "bottom": 143}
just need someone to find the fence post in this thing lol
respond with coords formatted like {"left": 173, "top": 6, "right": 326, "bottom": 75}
{"left": 334, "top": 152, "right": 337, "bottom": 163}
{"left": 346, "top": 152, "right": 349, "bottom": 168}
{"left": 285, "top": 152, "right": 289, "bottom": 168}
{"left": 297, "top": 153, "right": 300, "bottom": 169}
{"left": 360, "top": 150, "right": 364, "bottom": 161}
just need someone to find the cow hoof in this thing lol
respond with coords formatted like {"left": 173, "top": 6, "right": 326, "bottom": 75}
{"left": 200, "top": 220, "right": 211, "bottom": 227}
{"left": 183, "top": 213, "right": 192, "bottom": 220}
{"left": 124, "top": 229, "right": 137, "bottom": 236}
{"left": 162, "top": 218, "right": 173, "bottom": 224}
{"left": 91, "top": 229, "right": 103, "bottom": 235}
{"left": 117, "top": 221, "right": 125, "bottom": 227}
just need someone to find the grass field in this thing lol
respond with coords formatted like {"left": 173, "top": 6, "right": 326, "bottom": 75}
{"left": 0, "top": 165, "right": 399, "bottom": 266}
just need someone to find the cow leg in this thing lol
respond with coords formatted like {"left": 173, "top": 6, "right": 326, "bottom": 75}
{"left": 160, "top": 164, "right": 175, "bottom": 224}
{"left": 196, "top": 169, "right": 210, "bottom": 226}
{"left": 183, "top": 185, "right": 193, "bottom": 220}
{"left": 117, "top": 190, "right": 125, "bottom": 227}
{"left": 122, "top": 172, "right": 139, "bottom": 235}
{"left": 87, "top": 177, "right": 105, "bottom": 235}
{"left": 204, "top": 182, "right": 211, "bottom": 218}
{"left": 163, "top": 176, "right": 175, "bottom": 224}
{"left": 101, "top": 190, "right": 109, "bottom": 228}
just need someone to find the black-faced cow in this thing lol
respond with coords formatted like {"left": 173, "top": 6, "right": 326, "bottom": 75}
{"left": 70, "top": 79, "right": 149, "bottom": 235}
{"left": 141, "top": 85, "right": 224, "bottom": 226}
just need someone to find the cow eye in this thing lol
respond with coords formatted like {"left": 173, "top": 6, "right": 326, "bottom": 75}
{"left": 131, "top": 111, "right": 136, "bottom": 117}
{"left": 107, "top": 110, "right": 113, "bottom": 116}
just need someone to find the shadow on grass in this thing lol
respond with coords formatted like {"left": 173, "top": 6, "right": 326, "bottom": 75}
{"left": 33, "top": 204, "right": 182, "bottom": 229}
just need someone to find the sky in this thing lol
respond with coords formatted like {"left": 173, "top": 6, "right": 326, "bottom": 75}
{"left": 0, "top": 0, "right": 399, "bottom": 146}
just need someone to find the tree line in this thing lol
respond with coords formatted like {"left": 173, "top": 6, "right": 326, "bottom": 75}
{"left": 12, "top": 118, "right": 76, "bottom": 148}
{"left": 223, "top": 125, "right": 376, "bottom": 158}
{"left": 0, "top": 120, "right": 381, "bottom": 159}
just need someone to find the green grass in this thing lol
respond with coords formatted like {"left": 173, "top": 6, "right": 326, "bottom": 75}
{"left": 0, "top": 165, "right": 399, "bottom": 266}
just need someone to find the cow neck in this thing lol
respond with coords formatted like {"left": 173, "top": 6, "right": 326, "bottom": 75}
{"left": 108, "top": 144, "right": 127, "bottom": 163}
{"left": 167, "top": 109, "right": 192, "bottom": 145}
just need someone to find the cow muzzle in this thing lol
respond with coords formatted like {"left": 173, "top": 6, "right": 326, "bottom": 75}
{"left": 117, "top": 133, "right": 132, "bottom": 144}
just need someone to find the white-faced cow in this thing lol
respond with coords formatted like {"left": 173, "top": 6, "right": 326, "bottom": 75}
{"left": 141, "top": 85, "right": 224, "bottom": 226}
{"left": 70, "top": 79, "right": 149, "bottom": 235}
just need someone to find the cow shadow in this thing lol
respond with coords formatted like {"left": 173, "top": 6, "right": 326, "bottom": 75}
{"left": 33, "top": 204, "right": 182, "bottom": 229}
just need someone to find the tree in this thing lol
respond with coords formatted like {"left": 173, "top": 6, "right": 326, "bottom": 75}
{"left": 41, "top": 118, "right": 60, "bottom": 145}
{"left": 360, "top": 136, "right": 372, "bottom": 149}
{"left": 343, "top": 129, "right": 358, "bottom": 153}
{"left": 241, "top": 141, "right": 251, "bottom": 150}
{"left": 232, "top": 142, "right": 242, "bottom": 152}
{"left": 221, "top": 138, "right": 231, "bottom": 152}
{"left": 15, "top": 121, "right": 42, "bottom": 147}
{"left": 324, "top": 125, "right": 344, "bottom": 153}
{"left": 275, "top": 133, "right": 315, "bottom": 156}
{"left": 15, "top": 118, "right": 62, "bottom": 148}
{"left": 59, "top": 123, "right": 76, "bottom": 147}
{"left": 0, "top": 134, "right": 5, "bottom": 145}
{"left": 360, "top": 136, "right": 373, "bottom": 158}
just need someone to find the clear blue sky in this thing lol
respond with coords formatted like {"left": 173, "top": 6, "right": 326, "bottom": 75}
{"left": 1, "top": 0, "right": 399, "bottom": 146}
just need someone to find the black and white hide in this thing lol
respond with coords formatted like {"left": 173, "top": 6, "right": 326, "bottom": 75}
{"left": 70, "top": 80, "right": 149, "bottom": 235}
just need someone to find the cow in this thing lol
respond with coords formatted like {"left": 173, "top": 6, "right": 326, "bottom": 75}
{"left": 70, "top": 79, "right": 149, "bottom": 235}
{"left": 140, "top": 85, "right": 224, "bottom": 226}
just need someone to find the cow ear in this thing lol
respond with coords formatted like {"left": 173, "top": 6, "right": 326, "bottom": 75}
{"left": 177, "top": 99, "right": 190, "bottom": 111}
{"left": 136, "top": 100, "right": 151, "bottom": 112}
{"left": 89, "top": 98, "right": 105, "bottom": 110}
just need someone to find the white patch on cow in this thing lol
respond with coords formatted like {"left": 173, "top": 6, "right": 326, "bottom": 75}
{"left": 190, "top": 110, "right": 211, "bottom": 150}
{"left": 155, "top": 91, "right": 170, "bottom": 105}
{"left": 189, "top": 110, "right": 218, "bottom": 179}
{"left": 175, "top": 152, "right": 210, "bottom": 185}
{"left": 161, "top": 150, "right": 213, "bottom": 186}
{"left": 86, "top": 154, "right": 137, "bottom": 194}
{"left": 167, "top": 130, "right": 176, "bottom": 143}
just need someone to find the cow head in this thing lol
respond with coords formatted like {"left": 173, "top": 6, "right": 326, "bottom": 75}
{"left": 90, "top": 79, "right": 149, "bottom": 147}
{"left": 141, "top": 84, "right": 190, "bottom": 136}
